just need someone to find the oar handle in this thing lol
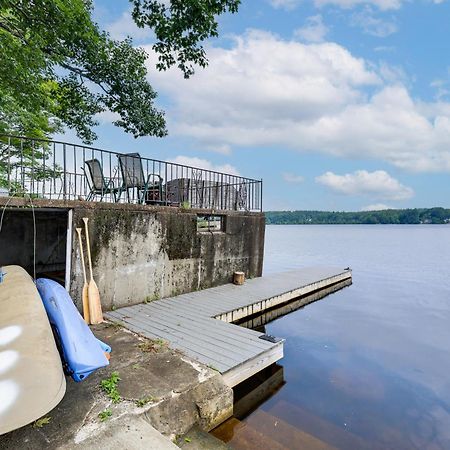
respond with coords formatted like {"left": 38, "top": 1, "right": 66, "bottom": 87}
{"left": 75, "top": 228, "right": 87, "bottom": 284}
{"left": 82, "top": 217, "right": 94, "bottom": 281}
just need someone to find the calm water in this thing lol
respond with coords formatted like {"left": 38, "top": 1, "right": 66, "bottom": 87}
{"left": 213, "top": 225, "right": 450, "bottom": 450}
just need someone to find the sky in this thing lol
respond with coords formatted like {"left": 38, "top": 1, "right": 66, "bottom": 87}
{"left": 61, "top": 0, "right": 450, "bottom": 211}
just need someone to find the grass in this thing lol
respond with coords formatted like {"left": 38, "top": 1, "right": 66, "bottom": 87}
{"left": 143, "top": 294, "right": 159, "bottom": 304}
{"left": 98, "top": 409, "right": 112, "bottom": 422}
{"left": 33, "top": 417, "right": 51, "bottom": 428}
{"left": 135, "top": 396, "right": 157, "bottom": 407}
{"left": 138, "top": 339, "right": 167, "bottom": 353}
{"left": 100, "top": 371, "right": 121, "bottom": 403}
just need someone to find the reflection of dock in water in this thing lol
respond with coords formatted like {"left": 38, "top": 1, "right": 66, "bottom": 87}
{"left": 237, "top": 277, "right": 352, "bottom": 330}
{"left": 233, "top": 364, "right": 285, "bottom": 420}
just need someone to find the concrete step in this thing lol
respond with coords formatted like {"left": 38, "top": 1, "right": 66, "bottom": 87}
{"left": 268, "top": 400, "right": 372, "bottom": 450}
{"left": 246, "top": 409, "right": 338, "bottom": 450}
{"left": 58, "top": 416, "right": 179, "bottom": 450}
{"left": 177, "top": 426, "right": 232, "bottom": 450}
{"left": 211, "top": 417, "right": 289, "bottom": 450}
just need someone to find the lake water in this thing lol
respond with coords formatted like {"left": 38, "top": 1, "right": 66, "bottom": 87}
{"left": 212, "top": 225, "right": 450, "bottom": 450}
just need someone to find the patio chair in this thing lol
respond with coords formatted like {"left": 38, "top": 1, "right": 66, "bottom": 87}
{"left": 82, "top": 158, "right": 120, "bottom": 202}
{"left": 117, "top": 153, "right": 163, "bottom": 204}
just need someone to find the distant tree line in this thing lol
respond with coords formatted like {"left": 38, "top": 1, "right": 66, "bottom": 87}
{"left": 265, "top": 208, "right": 450, "bottom": 225}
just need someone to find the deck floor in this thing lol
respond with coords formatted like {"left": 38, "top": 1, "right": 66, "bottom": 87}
{"left": 106, "top": 267, "right": 351, "bottom": 386}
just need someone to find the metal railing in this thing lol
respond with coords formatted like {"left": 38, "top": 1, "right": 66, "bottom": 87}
{"left": 0, "top": 135, "right": 263, "bottom": 211}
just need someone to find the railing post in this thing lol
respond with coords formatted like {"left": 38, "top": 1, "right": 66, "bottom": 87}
{"left": 260, "top": 178, "right": 263, "bottom": 212}
{"left": 7, "top": 136, "right": 11, "bottom": 193}
{"left": 63, "top": 143, "right": 67, "bottom": 200}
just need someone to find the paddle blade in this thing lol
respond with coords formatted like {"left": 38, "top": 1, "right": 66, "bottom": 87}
{"left": 88, "top": 280, "right": 103, "bottom": 324}
{"left": 82, "top": 283, "right": 90, "bottom": 324}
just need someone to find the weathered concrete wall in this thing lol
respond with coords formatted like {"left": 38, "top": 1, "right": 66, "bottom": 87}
{"left": 70, "top": 203, "right": 265, "bottom": 311}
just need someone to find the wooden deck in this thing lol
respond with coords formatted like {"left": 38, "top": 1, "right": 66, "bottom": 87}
{"left": 105, "top": 267, "right": 352, "bottom": 387}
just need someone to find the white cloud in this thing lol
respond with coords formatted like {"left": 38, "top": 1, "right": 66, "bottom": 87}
{"left": 294, "top": 15, "right": 329, "bottom": 43}
{"left": 168, "top": 156, "right": 240, "bottom": 176}
{"left": 269, "top": 0, "right": 302, "bottom": 10}
{"left": 361, "top": 203, "right": 393, "bottom": 211}
{"left": 270, "top": 0, "right": 402, "bottom": 9}
{"left": 351, "top": 8, "right": 398, "bottom": 37}
{"left": 106, "top": 10, "right": 154, "bottom": 41}
{"left": 315, "top": 170, "right": 414, "bottom": 200}
{"left": 314, "top": 0, "right": 402, "bottom": 10}
{"left": 145, "top": 30, "right": 450, "bottom": 173}
{"left": 283, "top": 172, "right": 304, "bottom": 183}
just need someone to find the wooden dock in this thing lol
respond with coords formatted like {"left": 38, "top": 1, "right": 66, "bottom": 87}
{"left": 105, "top": 267, "right": 351, "bottom": 387}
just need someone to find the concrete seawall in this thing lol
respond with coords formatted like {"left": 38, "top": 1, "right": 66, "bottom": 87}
{"left": 0, "top": 198, "right": 265, "bottom": 311}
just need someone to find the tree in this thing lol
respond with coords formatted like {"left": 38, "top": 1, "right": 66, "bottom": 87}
{"left": 0, "top": 0, "right": 240, "bottom": 189}
{"left": 0, "top": 0, "right": 240, "bottom": 141}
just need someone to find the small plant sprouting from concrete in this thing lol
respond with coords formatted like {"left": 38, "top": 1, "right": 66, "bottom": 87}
{"left": 180, "top": 201, "right": 191, "bottom": 210}
{"left": 184, "top": 437, "right": 192, "bottom": 443}
{"left": 100, "top": 371, "right": 121, "bottom": 403}
{"left": 207, "top": 364, "right": 219, "bottom": 372}
{"left": 33, "top": 416, "right": 51, "bottom": 428}
{"left": 131, "top": 363, "right": 141, "bottom": 370}
{"left": 154, "top": 338, "right": 167, "bottom": 347}
{"left": 143, "top": 294, "right": 159, "bottom": 304}
{"left": 98, "top": 408, "right": 112, "bottom": 422}
{"left": 138, "top": 339, "right": 167, "bottom": 353}
{"left": 105, "top": 321, "right": 122, "bottom": 330}
{"left": 135, "top": 396, "right": 157, "bottom": 407}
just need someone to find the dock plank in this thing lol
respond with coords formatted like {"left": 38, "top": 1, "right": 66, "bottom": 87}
{"left": 105, "top": 267, "right": 351, "bottom": 387}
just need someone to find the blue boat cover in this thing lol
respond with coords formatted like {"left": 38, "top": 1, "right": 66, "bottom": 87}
{"left": 36, "top": 278, "right": 109, "bottom": 382}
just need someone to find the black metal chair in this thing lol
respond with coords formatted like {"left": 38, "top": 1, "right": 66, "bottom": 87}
{"left": 117, "top": 153, "right": 163, "bottom": 204}
{"left": 82, "top": 158, "right": 120, "bottom": 202}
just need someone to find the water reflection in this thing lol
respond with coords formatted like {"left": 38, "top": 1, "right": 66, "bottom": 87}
{"left": 212, "top": 225, "right": 450, "bottom": 450}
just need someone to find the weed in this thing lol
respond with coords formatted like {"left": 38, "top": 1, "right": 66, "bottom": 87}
{"left": 135, "top": 396, "right": 156, "bottom": 407}
{"left": 33, "top": 417, "right": 51, "bottom": 428}
{"left": 100, "top": 371, "right": 121, "bottom": 403}
{"left": 98, "top": 409, "right": 112, "bottom": 422}
{"left": 138, "top": 339, "right": 167, "bottom": 353}
{"left": 105, "top": 321, "right": 122, "bottom": 330}
{"left": 184, "top": 437, "right": 192, "bottom": 443}
{"left": 207, "top": 364, "right": 219, "bottom": 372}
{"left": 143, "top": 294, "right": 159, "bottom": 304}
{"left": 131, "top": 363, "right": 141, "bottom": 370}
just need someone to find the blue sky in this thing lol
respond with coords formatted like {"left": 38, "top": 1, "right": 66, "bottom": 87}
{"left": 62, "top": 0, "right": 450, "bottom": 211}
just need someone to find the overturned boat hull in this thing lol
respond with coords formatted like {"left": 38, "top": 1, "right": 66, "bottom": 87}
{"left": 0, "top": 266, "right": 66, "bottom": 435}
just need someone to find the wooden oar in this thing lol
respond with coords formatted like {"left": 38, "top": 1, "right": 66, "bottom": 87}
{"left": 75, "top": 227, "right": 90, "bottom": 324}
{"left": 82, "top": 217, "right": 103, "bottom": 324}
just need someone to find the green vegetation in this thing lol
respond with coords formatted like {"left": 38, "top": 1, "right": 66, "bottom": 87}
{"left": 0, "top": 1, "right": 240, "bottom": 187}
{"left": 138, "top": 338, "right": 167, "bottom": 353}
{"left": 98, "top": 408, "right": 112, "bottom": 422}
{"left": 0, "top": 0, "right": 240, "bottom": 142}
{"left": 135, "top": 396, "right": 157, "bottom": 407}
{"left": 100, "top": 371, "right": 121, "bottom": 403}
{"left": 33, "top": 416, "right": 51, "bottom": 428}
{"left": 265, "top": 208, "right": 450, "bottom": 225}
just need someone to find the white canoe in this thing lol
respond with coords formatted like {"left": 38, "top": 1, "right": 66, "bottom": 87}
{"left": 0, "top": 265, "right": 66, "bottom": 435}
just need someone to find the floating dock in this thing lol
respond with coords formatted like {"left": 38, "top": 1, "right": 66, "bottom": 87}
{"left": 106, "top": 267, "right": 351, "bottom": 387}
